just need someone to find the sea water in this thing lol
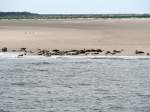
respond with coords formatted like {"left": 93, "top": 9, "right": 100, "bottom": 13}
{"left": 0, "top": 54, "right": 150, "bottom": 112}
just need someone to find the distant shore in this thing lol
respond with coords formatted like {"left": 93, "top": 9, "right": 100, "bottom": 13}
{"left": 1, "top": 12, "right": 150, "bottom": 19}
{"left": 0, "top": 19, "right": 150, "bottom": 56}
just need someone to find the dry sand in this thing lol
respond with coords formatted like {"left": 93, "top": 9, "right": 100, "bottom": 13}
{"left": 0, "top": 19, "right": 150, "bottom": 55}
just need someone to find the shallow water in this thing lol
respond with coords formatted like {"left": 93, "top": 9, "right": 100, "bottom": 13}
{"left": 0, "top": 57, "right": 150, "bottom": 112}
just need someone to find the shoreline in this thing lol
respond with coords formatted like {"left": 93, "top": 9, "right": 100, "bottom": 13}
{"left": 1, "top": 52, "right": 150, "bottom": 60}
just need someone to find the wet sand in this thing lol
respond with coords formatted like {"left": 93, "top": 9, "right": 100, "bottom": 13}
{"left": 0, "top": 19, "right": 150, "bottom": 55}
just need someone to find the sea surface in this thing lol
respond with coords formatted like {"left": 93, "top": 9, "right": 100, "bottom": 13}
{"left": 0, "top": 54, "right": 150, "bottom": 112}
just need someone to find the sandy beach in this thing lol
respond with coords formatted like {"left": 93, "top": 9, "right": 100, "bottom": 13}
{"left": 0, "top": 19, "right": 150, "bottom": 55}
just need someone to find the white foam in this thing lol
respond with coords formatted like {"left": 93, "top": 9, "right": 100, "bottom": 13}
{"left": 0, "top": 52, "right": 45, "bottom": 59}
{"left": 54, "top": 55, "right": 150, "bottom": 60}
{"left": 0, "top": 52, "right": 20, "bottom": 58}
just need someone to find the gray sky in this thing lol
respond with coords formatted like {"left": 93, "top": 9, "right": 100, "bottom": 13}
{"left": 0, "top": 0, "right": 150, "bottom": 14}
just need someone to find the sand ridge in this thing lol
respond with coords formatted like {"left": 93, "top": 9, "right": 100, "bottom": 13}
{"left": 0, "top": 19, "right": 150, "bottom": 55}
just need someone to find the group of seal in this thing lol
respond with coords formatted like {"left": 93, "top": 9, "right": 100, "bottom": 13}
{"left": 1, "top": 47, "right": 150, "bottom": 57}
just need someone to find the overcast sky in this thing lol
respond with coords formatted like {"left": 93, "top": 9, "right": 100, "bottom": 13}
{"left": 0, "top": 0, "right": 150, "bottom": 14}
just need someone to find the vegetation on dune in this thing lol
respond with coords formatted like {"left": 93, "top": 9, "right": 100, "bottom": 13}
{"left": 0, "top": 12, "right": 150, "bottom": 19}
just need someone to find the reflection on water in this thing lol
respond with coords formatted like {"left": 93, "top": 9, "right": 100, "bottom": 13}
{"left": 0, "top": 58, "right": 150, "bottom": 112}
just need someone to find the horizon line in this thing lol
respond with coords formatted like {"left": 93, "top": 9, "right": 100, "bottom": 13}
{"left": 0, "top": 11, "right": 150, "bottom": 15}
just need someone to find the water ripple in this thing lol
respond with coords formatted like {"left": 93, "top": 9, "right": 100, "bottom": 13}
{"left": 0, "top": 58, "right": 150, "bottom": 112}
